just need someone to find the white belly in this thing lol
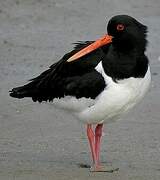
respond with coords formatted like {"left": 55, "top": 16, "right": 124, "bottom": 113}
{"left": 53, "top": 62, "right": 151, "bottom": 124}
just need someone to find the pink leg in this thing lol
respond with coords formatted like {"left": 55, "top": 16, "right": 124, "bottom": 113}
{"left": 87, "top": 124, "right": 119, "bottom": 172}
{"left": 87, "top": 124, "right": 96, "bottom": 163}
{"left": 95, "top": 124, "right": 103, "bottom": 166}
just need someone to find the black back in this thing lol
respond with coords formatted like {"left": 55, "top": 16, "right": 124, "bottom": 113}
{"left": 10, "top": 41, "right": 108, "bottom": 102}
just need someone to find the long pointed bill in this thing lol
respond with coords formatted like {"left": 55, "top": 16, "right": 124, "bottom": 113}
{"left": 67, "top": 34, "right": 112, "bottom": 62}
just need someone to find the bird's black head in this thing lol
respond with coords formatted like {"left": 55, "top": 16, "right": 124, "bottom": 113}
{"left": 107, "top": 15, "right": 147, "bottom": 52}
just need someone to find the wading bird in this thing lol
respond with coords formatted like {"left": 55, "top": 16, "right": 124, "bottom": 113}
{"left": 10, "top": 15, "right": 151, "bottom": 172}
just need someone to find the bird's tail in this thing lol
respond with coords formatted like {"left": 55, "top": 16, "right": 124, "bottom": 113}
{"left": 9, "top": 68, "right": 58, "bottom": 102}
{"left": 9, "top": 82, "right": 37, "bottom": 99}
{"left": 9, "top": 59, "right": 65, "bottom": 102}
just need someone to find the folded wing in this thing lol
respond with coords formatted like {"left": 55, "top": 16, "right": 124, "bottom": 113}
{"left": 10, "top": 41, "right": 110, "bottom": 102}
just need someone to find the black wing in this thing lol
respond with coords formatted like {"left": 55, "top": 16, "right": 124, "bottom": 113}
{"left": 10, "top": 41, "right": 109, "bottom": 102}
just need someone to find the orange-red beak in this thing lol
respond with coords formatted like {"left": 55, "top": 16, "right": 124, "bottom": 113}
{"left": 67, "top": 34, "right": 112, "bottom": 62}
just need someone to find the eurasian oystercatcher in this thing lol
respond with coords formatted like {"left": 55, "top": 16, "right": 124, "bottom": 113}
{"left": 10, "top": 15, "right": 151, "bottom": 172}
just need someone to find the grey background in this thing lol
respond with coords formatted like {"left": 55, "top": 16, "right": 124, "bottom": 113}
{"left": 0, "top": 0, "right": 160, "bottom": 179}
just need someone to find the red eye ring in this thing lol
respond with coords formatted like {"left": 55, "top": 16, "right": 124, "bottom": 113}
{"left": 117, "top": 24, "right": 125, "bottom": 31}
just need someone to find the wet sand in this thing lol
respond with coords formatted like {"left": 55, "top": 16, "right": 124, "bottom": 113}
{"left": 0, "top": 0, "right": 160, "bottom": 179}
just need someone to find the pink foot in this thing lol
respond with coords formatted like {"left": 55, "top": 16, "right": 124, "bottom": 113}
{"left": 90, "top": 165, "right": 119, "bottom": 172}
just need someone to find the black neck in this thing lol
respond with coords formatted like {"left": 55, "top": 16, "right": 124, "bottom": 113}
{"left": 102, "top": 45, "right": 148, "bottom": 81}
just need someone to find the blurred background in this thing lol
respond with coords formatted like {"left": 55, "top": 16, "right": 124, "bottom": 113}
{"left": 0, "top": 0, "right": 160, "bottom": 179}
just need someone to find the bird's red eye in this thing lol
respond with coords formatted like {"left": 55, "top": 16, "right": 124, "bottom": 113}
{"left": 117, "top": 24, "right": 125, "bottom": 31}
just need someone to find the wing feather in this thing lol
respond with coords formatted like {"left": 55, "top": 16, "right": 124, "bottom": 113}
{"left": 10, "top": 41, "right": 109, "bottom": 102}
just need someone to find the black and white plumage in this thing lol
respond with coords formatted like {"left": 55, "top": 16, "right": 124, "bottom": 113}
{"left": 10, "top": 15, "right": 151, "bottom": 172}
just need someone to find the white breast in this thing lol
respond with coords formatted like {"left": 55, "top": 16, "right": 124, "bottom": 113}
{"left": 53, "top": 62, "right": 151, "bottom": 124}
{"left": 76, "top": 62, "right": 151, "bottom": 124}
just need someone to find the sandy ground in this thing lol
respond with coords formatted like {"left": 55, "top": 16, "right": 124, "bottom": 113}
{"left": 0, "top": 0, "right": 160, "bottom": 179}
